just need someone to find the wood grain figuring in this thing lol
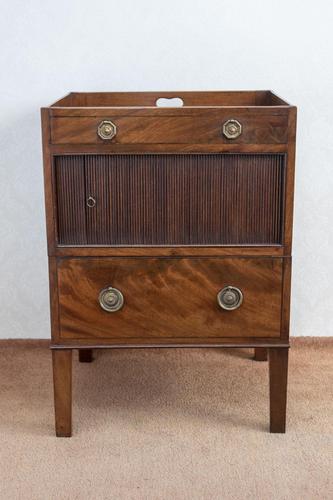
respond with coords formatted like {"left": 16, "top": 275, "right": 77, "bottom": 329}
{"left": 57, "top": 257, "right": 283, "bottom": 341}
{"left": 50, "top": 113, "right": 288, "bottom": 145}
{"left": 55, "top": 246, "right": 284, "bottom": 258}
{"left": 55, "top": 154, "right": 285, "bottom": 247}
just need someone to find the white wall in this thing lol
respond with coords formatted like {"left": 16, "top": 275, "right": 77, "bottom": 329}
{"left": 0, "top": 0, "right": 332, "bottom": 338}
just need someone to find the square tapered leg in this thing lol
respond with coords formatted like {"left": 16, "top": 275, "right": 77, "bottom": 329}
{"left": 269, "top": 347, "right": 289, "bottom": 433}
{"left": 52, "top": 349, "right": 72, "bottom": 437}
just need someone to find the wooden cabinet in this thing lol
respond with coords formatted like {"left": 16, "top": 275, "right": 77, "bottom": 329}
{"left": 41, "top": 91, "right": 296, "bottom": 436}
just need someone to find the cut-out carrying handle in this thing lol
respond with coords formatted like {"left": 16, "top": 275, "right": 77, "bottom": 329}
{"left": 155, "top": 97, "right": 184, "bottom": 108}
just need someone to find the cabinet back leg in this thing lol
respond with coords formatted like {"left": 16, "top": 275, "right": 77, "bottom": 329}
{"left": 269, "top": 347, "right": 289, "bottom": 433}
{"left": 79, "top": 349, "right": 94, "bottom": 363}
{"left": 254, "top": 347, "right": 268, "bottom": 361}
{"left": 52, "top": 349, "right": 72, "bottom": 437}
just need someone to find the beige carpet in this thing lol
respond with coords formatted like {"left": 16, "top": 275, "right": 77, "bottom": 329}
{"left": 0, "top": 340, "right": 332, "bottom": 500}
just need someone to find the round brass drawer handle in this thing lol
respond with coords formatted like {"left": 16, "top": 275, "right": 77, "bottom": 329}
{"left": 99, "top": 286, "right": 124, "bottom": 312}
{"left": 217, "top": 286, "right": 243, "bottom": 311}
{"left": 97, "top": 120, "right": 117, "bottom": 140}
{"left": 222, "top": 119, "right": 242, "bottom": 139}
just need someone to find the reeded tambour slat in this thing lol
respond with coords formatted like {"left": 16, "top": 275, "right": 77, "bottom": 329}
{"left": 55, "top": 153, "right": 285, "bottom": 246}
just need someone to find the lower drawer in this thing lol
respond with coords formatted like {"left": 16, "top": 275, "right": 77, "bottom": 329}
{"left": 57, "top": 257, "right": 283, "bottom": 343}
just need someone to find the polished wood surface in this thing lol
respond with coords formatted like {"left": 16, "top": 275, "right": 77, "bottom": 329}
{"left": 50, "top": 112, "right": 288, "bottom": 145}
{"left": 52, "top": 349, "right": 72, "bottom": 437}
{"left": 55, "top": 154, "right": 285, "bottom": 246}
{"left": 49, "top": 107, "right": 291, "bottom": 118}
{"left": 57, "top": 257, "right": 283, "bottom": 342}
{"left": 55, "top": 246, "right": 284, "bottom": 258}
{"left": 42, "top": 91, "right": 296, "bottom": 434}
{"left": 284, "top": 107, "right": 297, "bottom": 255}
{"left": 269, "top": 347, "right": 289, "bottom": 433}
{"left": 50, "top": 90, "right": 290, "bottom": 107}
{"left": 50, "top": 142, "right": 288, "bottom": 155}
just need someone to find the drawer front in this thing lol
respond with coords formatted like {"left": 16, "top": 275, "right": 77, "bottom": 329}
{"left": 57, "top": 257, "right": 283, "bottom": 342}
{"left": 55, "top": 154, "right": 285, "bottom": 246}
{"left": 50, "top": 113, "right": 288, "bottom": 145}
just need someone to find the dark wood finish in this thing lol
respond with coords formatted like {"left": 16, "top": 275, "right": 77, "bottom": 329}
{"left": 57, "top": 257, "right": 283, "bottom": 342}
{"left": 283, "top": 107, "right": 297, "bottom": 255}
{"left": 55, "top": 156, "right": 87, "bottom": 245}
{"left": 52, "top": 349, "right": 72, "bottom": 437}
{"left": 50, "top": 112, "right": 288, "bottom": 145}
{"left": 55, "top": 246, "right": 284, "bottom": 257}
{"left": 55, "top": 154, "right": 285, "bottom": 247}
{"left": 269, "top": 347, "right": 289, "bottom": 433}
{"left": 53, "top": 339, "right": 290, "bottom": 349}
{"left": 78, "top": 349, "right": 94, "bottom": 363}
{"left": 51, "top": 90, "right": 290, "bottom": 108}
{"left": 41, "top": 91, "right": 296, "bottom": 435}
{"left": 48, "top": 257, "right": 60, "bottom": 343}
{"left": 50, "top": 144, "right": 287, "bottom": 156}
{"left": 41, "top": 108, "right": 56, "bottom": 256}
{"left": 254, "top": 347, "right": 268, "bottom": 361}
{"left": 281, "top": 257, "right": 292, "bottom": 340}
{"left": 49, "top": 107, "right": 290, "bottom": 118}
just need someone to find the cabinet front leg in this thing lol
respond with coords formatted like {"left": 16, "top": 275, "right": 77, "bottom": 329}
{"left": 79, "top": 349, "right": 94, "bottom": 363}
{"left": 269, "top": 347, "right": 289, "bottom": 433}
{"left": 254, "top": 347, "right": 268, "bottom": 361}
{"left": 52, "top": 349, "right": 72, "bottom": 437}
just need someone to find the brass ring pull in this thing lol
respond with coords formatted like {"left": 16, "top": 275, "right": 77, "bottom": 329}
{"left": 222, "top": 119, "right": 242, "bottom": 139}
{"left": 86, "top": 196, "right": 96, "bottom": 208}
{"left": 97, "top": 120, "right": 117, "bottom": 140}
{"left": 99, "top": 286, "right": 124, "bottom": 312}
{"left": 217, "top": 286, "right": 243, "bottom": 310}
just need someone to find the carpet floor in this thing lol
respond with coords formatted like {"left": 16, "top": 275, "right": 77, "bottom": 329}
{"left": 0, "top": 340, "right": 332, "bottom": 500}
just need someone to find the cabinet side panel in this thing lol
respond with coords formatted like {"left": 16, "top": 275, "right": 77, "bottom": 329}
{"left": 283, "top": 107, "right": 297, "bottom": 255}
{"left": 41, "top": 108, "right": 56, "bottom": 254}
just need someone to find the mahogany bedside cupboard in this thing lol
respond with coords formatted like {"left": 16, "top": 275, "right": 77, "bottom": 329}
{"left": 41, "top": 91, "right": 296, "bottom": 437}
